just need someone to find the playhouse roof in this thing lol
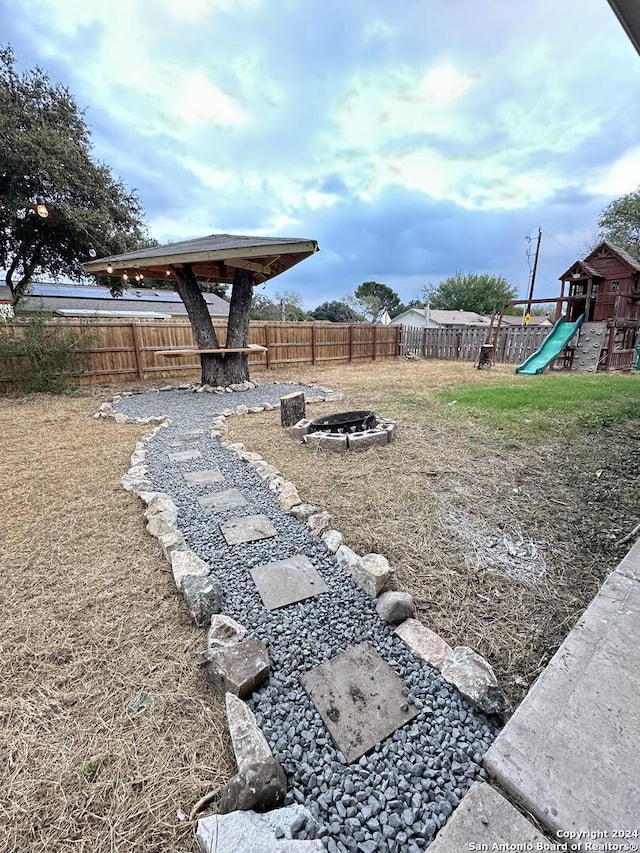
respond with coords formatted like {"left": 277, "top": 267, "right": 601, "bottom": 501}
{"left": 559, "top": 241, "right": 640, "bottom": 280}
{"left": 82, "top": 233, "right": 319, "bottom": 285}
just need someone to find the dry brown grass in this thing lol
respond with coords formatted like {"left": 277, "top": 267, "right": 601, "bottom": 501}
{"left": 0, "top": 395, "right": 234, "bottom": 853}
{"left": 227, "top": 359, "right": 639, "bottom": 708}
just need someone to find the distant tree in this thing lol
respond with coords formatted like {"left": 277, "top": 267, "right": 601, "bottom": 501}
{"left": 421, "top": 272, "right": 517, "bottom": 314}
{"left": 250, "top": 294, "right": 281, "bottom": 320}
{"left": 311, "top": 300, "right": 362, "bottom": 323}
{"left": 0, "top": 46, "right": 151, "bottom": 306}
{"left": 353, "top": 281, "right": 402, "bottom": 322}
{"left": 596, "top": 188, "right": 640, "bottom": 258}
{"left": 274, "top": 290, "right": 309, "bottom": 321}
{"left": 251, "top": 290, "right": 308, "bottom": 321}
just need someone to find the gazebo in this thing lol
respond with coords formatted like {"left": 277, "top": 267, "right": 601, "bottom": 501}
{"left": 83, "top": 233, "right": 318, "bottom": 386}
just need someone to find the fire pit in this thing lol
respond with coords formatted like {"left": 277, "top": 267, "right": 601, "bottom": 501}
{"left": 290, "top": 411, "right": 397, "bottom": 453}
{"left": 308, "top": 410, "right": 377, "bottom": 434}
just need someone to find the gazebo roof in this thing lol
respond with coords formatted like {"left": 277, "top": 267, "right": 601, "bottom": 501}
{"left": 82, "top": 233, "right": 319, "bottom": 284}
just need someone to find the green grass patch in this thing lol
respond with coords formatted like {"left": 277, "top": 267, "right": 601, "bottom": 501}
{"left": 438, "top": 373, "right": 640, "bottom": 431}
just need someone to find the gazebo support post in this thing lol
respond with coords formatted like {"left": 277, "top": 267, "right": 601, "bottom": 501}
{"left": 222, "top": 267, "right": 254, "bottom": 384}
{"left": 173, "top": 262, "right": 255, "bottom": 386}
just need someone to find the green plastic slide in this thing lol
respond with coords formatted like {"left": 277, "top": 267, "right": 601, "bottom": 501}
{"left": 515, "top": 314, "right": 584, "bottom": 375}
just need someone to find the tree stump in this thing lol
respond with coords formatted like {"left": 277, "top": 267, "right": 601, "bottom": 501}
{"left": 280, "top": 392, "right": 306, "bottom": 427}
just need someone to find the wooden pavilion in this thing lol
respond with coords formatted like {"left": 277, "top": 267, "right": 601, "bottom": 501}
{"left": 83, "top": 233, "right": 319, "bottom": 385}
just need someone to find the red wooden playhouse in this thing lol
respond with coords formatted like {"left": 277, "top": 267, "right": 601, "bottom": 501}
{"left": 483, "top": 241, "right": 640, "bottom": 373}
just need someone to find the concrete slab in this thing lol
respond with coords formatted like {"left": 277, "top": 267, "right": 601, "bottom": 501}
{"left": 198, "top": 488, "right": 249, "bottom": 513}
{"left": 427, "top": 782, "right": 550, "bottom": 853}
{"left": 617, "top": 538, "right": 640, "bottom": 582}
{"left": 484, "top": 557, "right": 640, "bottom": 837}
{"left": 220, "top": 514, "right": 278, "bottom": 546}
{"left": 183, "top": 468, "right": 224, "bottom": 486}
{"left": 300, "top": 642, "right": 418, "bottom": 763}
{"left": 250, "top": 555, "right": 328, "bottom": 610}
{"left": 168, "top": 449, "right": 201, "bottom": 462}
{"left": 169, "top": 436, "right": 201, "bottom": 447}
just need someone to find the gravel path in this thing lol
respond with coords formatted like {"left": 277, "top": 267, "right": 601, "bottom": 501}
{"left": 114, "top": 384, "right": 498, "bottom": 853}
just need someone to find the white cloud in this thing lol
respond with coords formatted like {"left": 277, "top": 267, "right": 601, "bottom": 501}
{"left": 173, "top": 72, "right": 248, "bottom": 127}
{"left": 590, "top": 146, "right": 640, "bottom": 196}
{"left": 417, "top": 64, "right": 473, "bottom": 105}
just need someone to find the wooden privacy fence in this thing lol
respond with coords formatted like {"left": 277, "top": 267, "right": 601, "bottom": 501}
{"left": 0, "top": 318, "right": 401, "bottom": 386}
{"left": 399, "top": 324, "right": 549, "bottom": 364}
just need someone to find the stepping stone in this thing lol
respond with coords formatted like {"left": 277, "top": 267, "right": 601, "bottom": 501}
{"left": 250, "top": 555, "right": 328, "bottom": 610}
{"left": 220, "top": 514, "right": 278, "bottom": 546}
{"left": 169, "top": 436, "right": 201, "bottom": 447}
{"left": 301, "top": 642, "right": 418, "bottom": 763}
{"left": 183, "top": 468, "right": 224, "bottom": 486}
{"left": 168, "top": 449, "right": 201, "bottom": 462}
{"left": 198, "top": 488, "right": 249, "bottom": 513}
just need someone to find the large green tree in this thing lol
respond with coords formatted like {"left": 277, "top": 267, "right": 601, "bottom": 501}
{"left": 310, "top": 300, "right": 362, "bottom": 323}
{"left": 597, "top": 188, "right": 640, "bottom": 258}
{"left": 353, "top": 281, "right": 402, "bottom": 322}
{"left": 0, "top": 46, "right": 150, "bottom": 305}
{"left": 421, "top": 272, "right": 517, "bottom": 314}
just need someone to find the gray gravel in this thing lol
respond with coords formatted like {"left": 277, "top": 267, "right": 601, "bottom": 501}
{"left": 114, "top": 384, "right": 499, "bottom": 852}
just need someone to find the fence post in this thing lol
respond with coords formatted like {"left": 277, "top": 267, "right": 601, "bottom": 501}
{"left": 266, "top": 325, "right": 272, "bottom": 370}
{"left": 397, "top": 325, "right": 401, "bottom": 356}
{"left": 372, "top": 324, "right": 377, "bottom": 360}
{"left": 311, "top": 323, "right": 316, "bottom": 365}
{"left": 131, "top": 321, "right": 144, "bottom": 379}
{"left": 349, "top": 325, "right": 353, "bottom": 362}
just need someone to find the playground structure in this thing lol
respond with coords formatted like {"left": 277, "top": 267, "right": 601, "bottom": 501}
{"left": 481, "top": 241, "right": 640, "bottom": 373}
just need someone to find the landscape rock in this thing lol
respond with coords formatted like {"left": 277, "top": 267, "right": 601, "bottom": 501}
{"left": 204, "top": 637, "right": 270, "bottom": 698}
{"left": 236, "top": 405, "right": 249, "bottom": 415}
{"left": 251, "top": 460, "right": 281, "bottom": 479}
{"left": 356, "top": 553, "right": 393, "bottom": 597}
{"left": 170, "top": 549, "right": 210, "bottom": 590}
{"left": 395, "top": 618, "right": 453, "bottom": 670}
{"left": 321, "top": 529, "right": 344, "bottom": 553}
{"left": 181, "top": 574, "right": 223, "bottom": 626}
{"left": 307, "top": 511, "right": 332, "bottom": 536}
{"left": 289, "top": 503, "right": 319, "bottom": 522}
{"left": 144, "top": 493, "right": 177, "bottom": 520}
{"left": 376, "top": 591, "right": 415, "bottom": 625}
{"left": 208, "top": 614, "right": 247, "bottom": 649}
{"left": 239, "top": 450, "right": 263, "bottom": 463}
{"left": 441, "top": 646, "right": 507, "bottom": 715}
{"left": 248, "top": 406, "right": 264, "bottom": 413}
{"left": 218, "top": 761, "right": 288, "bottom": 814}
{"left": 278, "top": 484, "right": 303, "bottom": 511}
{"left": 225, "top": 692, "right": 274, "bottom": 772}
{"left": 196, "top": 805, "right": 323, "bottom": 853}
{"left": 146, "top": 510, "right": 179, "bottom": 539}
{"left": 158, "top": 529, "right": 187, "bottom": 562}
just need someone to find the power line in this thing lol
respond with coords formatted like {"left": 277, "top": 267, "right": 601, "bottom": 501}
{"left": 541, "top": 228, "right": 579, "bottom": 258}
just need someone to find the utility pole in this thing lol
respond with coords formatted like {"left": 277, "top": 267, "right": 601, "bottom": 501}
{"left": 526, "top": 228, "right": 542, "bottom": 318}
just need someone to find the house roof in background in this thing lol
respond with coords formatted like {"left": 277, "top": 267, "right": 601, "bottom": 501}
{"left": 83, "top": 233, "right": 319, "bottom": 285}
{"left": 430, "top": 309, "right": 488, "bottom": 326}
{"left": 0, "top": 282, "right": 230, "bottom": 317}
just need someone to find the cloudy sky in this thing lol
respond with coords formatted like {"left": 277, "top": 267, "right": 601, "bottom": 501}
{"left": 3, "top": 0, "right": 640, "bottom": 308}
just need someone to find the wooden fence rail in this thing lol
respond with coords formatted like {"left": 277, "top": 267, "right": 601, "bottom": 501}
{"left": 0, "top": 319, "right": 401, "bottom": 386}
{"left": 399, "top": 324, "right": 549, "bottom": 364}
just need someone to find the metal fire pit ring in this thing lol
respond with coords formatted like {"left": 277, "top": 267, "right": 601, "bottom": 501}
{"left": 308, "top": 410, "right": 377, "bottom": 434}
